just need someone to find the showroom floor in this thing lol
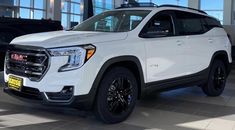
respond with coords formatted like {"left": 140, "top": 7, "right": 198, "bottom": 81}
{"left": 0, "top": 64, "right": 234, "bottom": 130}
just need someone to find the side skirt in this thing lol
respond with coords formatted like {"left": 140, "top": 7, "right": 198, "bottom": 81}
{"left": 143, "top": 68, "right": 210, "bottom": 94}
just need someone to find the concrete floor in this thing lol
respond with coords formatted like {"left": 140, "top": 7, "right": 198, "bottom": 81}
{"left": 0, "top": 64, "right": 234, "bottom": 130}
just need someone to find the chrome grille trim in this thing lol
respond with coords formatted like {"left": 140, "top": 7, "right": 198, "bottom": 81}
{"left": 6, "top": 45, "right": 50, "bottom": 82}
{"left": 10, "top": 51, "right": 47, "bottom": 57}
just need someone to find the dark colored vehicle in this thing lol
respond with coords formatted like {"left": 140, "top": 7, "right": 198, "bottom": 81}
{"left": 0, "top": 17, "right": 63, "bottom": 70}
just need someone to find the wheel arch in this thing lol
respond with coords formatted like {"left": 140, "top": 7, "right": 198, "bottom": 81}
{"left": 86, "top": 56, "right": 145, "bottom": 109}
{"left": 210, "top": 50, "right": 231, "bottom": 74}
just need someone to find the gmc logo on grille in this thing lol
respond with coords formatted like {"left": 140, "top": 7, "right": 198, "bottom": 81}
{"left": 11, "top": 53, "right": 27, "bottom": 62}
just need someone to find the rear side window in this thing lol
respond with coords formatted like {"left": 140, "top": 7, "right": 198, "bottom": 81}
{"left": 175, "top": 11, "right": 205, "bottom": 35}
{"left": 204, "top": 17, "right": 222, "bottom": 31}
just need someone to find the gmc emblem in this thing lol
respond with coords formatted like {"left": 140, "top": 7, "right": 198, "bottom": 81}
{"left": 11, "top": 53, "right": 27, "bottom": 62}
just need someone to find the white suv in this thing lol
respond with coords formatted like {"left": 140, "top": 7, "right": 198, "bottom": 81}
{"left": 4, "top": 4, "right": 232, "bottom": 123}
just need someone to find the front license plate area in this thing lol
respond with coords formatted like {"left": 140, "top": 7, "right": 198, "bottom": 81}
{"left": 8, "top": 75, "right": 23, "bottom": 91}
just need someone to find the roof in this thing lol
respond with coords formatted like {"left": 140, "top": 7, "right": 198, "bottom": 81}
{"left": 115, "top": 3, "right": 207, "bottom": 15}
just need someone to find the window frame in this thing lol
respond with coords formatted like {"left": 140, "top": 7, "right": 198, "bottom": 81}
{"left": 17, "top": 0, "right": 46, "bottom": 19}
{"left": 61, "top": 0, "right": 82, "bottom": 29}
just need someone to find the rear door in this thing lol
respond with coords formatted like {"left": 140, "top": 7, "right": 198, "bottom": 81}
{"left": 174, "top": 11, "right": 214, "bottom": 74}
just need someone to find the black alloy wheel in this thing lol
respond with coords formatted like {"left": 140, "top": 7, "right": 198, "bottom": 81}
{"left": 213, "top": 66, "right": 226, "bottom": 90}
{"left": 202, "top": 60, "right": 227, "bottom": 97}
{"left": 95, "top": 67, "right": 138, "bottom": 124}
{"left": 107, "top": 77, "right": 133, "bottom": 115}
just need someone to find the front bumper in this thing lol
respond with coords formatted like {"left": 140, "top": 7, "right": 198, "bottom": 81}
{"left": 4, "top": 83, "right": 94, "bottom": 110}
{"left": 3, "top": 44, "right": 102, "bottom": 110}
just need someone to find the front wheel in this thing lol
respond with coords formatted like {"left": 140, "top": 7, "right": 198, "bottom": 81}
{"left": 202, "top": 60, "right": 227, "bottom": 97}
{"left": 94, "top": 67, "right": 138, "bottom": 124}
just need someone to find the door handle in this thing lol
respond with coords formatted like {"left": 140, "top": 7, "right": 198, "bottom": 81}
{"left": 208, "top": 39, "right": 213, "bottom": 43}
{"left": 176, "top": 40, "right": 183, "bottom": 46}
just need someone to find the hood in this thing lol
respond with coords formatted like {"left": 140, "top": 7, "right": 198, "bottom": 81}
{"left": 11, "top": 31, "right": 128, "bottom": 48}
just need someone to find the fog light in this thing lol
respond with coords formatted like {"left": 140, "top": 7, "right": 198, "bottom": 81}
{"left": 61, "top": 86, "right": 73, "bottom": 94}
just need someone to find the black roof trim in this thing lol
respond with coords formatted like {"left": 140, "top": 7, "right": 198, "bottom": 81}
{"left": 158, "top": 5, "right": 207, "bottom": 14}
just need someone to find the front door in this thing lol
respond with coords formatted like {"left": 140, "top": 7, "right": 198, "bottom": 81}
{"left": 139, "top": 11, "right": 188, "bottom": 83}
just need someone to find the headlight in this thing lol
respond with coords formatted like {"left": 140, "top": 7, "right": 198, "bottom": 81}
{"left": 48, "top": 44, "right": 96, "bottom": 72}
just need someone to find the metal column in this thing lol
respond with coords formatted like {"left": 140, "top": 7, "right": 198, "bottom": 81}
{"left": 83, "top": 0, "right": 94, "bottom": 21}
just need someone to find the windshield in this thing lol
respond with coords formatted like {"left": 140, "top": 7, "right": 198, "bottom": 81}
{"left": 73, "top": 10, "right": 151, "bottom": 32}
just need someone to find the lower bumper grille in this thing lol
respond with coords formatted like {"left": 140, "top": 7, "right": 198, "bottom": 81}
{"left": 5, "top": 86, "right": 43, "bottom": 100}
{"left": 6, "top": 45, "right": 50, "bottom": 81}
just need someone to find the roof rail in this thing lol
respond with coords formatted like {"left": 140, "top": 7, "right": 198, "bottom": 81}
{"left": 116, "top": 2, "right": 157, "bottom": 9}
{"left": 116, "top": 3, "right": 207, "bottom": 14}
{"left": 158, "top": 5, "right": 207, "bottom": 14}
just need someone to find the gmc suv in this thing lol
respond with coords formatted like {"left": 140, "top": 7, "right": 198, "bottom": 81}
{"left": 4, "top": 4, "right": 232, "bottom": 123}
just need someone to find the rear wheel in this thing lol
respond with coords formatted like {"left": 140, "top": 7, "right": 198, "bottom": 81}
{"left": 202, "top": 60, "right": 227, "bottom": 97}
{"left": 94, "top": 67, "right": 138, "bottom": 124}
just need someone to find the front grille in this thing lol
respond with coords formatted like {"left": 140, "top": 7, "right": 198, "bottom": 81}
{"left": 6, "top": 45, "right": 50, "bottom": 81}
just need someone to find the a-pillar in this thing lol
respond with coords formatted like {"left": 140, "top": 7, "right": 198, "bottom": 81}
{"left": 82, "top": 0, "right": 93, "bottom": 21}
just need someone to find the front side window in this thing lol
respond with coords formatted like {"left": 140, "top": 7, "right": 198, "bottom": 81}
{"left": 73, "top": 10, "right": 150, "bottom": 32}
{"left": 140, "top": 12, "right": 174, "bottom": 38}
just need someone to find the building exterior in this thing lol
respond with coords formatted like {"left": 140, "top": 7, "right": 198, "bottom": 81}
{"left": 0, "top": 0, "right": 234, "bottom": 28}
{"left": 0, "top": 0, "right": 14, "bottom": 5}
{"left": 0, "top": 0, "right": 16, "bottom": 17}
{"left": 0, "top": 0, "right": 234, "bottom": 80}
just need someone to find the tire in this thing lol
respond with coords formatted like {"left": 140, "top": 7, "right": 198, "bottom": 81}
{"left": 94, "top": 67, "right": 138, "bottom": 124}
{"left": 202, "top": 60, "right": 227, "bottom": 97}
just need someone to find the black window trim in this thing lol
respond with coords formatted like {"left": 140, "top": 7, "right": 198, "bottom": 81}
{"left": 139, "top": 9, "right": 223, "bottom": 38}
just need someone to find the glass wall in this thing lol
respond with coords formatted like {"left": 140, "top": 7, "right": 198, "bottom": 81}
{"left": 61, "top": 0, "right": 82, "bottom": 29}
{"left": 0, "top": 0, "right": 15, "bottom": 17}
{"left": 93, "top": 0, "right": 114, "bottom": 15}
{"left": 61, "top": 0, "right": 114, "bottom": 29}
{"left": 14, "top": 0, "right": 46, "bottom": 19}
{"left": 0, "top": 0, "right": 14, "bottom": 5}
{"left": 137, "top": 0, "right": 188, "bottom": 7}
{"left": 200, "top": 0, "right": 223, "bottom": 24}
